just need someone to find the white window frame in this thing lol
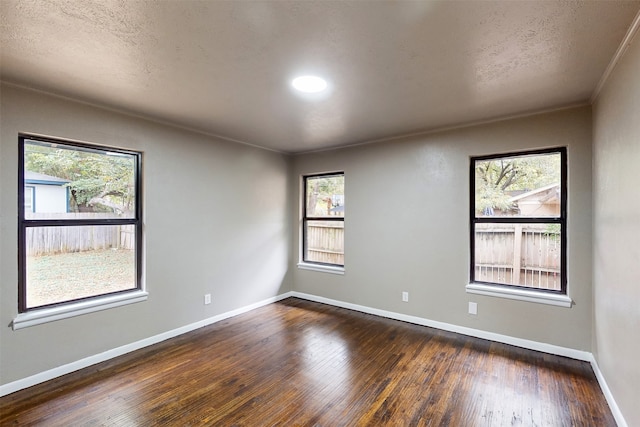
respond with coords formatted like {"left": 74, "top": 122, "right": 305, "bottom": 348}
{"left": 467, "top": 147, "right": 571, "bottom": 307}
{"left": 298, "top": 172, "right": 345, "bottom": 275}
{"left": 15, "top": 135, "right": 146, "bottom": 328}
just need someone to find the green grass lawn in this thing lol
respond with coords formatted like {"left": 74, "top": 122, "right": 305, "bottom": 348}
{"left": 26, "top": 248, "right": 136, "bottom": 308}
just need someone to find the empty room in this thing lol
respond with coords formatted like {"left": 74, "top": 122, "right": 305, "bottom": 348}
{"left": 1, "top": 1, "right": 639, "bottom": 425}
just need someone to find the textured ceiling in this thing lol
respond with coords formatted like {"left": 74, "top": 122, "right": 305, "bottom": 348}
{"left": 1, "top": 1, "right": 639, "bottom": 153}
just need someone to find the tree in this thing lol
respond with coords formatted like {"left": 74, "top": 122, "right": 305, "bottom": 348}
{"left": 475, "top": 153, "right": 560, "bottom": 214}
{"left": 306, "top": 175, "right": 344, "bottom": 216}
{"left": 25, "top": 142, "right": 135, "bottom": 215}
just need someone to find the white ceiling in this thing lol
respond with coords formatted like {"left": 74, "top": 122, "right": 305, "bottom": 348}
{"left": 1, "top": 1, "right": 639, "bottom": 153}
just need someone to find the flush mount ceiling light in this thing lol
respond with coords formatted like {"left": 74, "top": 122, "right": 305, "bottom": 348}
{"left": 291, "top": 75, "right": 328, "bottom": 93}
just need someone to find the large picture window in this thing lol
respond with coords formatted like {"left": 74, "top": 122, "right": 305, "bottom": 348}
{"left": 303, "top": 173, "right": 345, "bottom": 267}
{"left": 470, "top": 148, "right": 566, "bottom": 294}
{"left": 18, "top": 135, "right": 142, "bottom": 312}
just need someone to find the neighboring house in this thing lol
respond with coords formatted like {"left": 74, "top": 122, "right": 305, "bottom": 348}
{"left": 329, "top": 194, "right": 344, "bottom": 215}
{"left": 24, "top": 171, "right": 69, "bottom": 214}
{"left": 509, "top": 183, "right": 560, "bottom": 217}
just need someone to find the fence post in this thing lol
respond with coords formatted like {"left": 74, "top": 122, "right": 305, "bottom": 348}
{"left": 513, "top": 224, "right": 523, "bottom": 284}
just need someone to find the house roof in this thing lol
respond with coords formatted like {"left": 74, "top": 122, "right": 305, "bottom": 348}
{"left": 25, "top": 171, "right": 70, "bottom": 186}
{"left": 509, "top": 183, "right": 560, "bottom": 203}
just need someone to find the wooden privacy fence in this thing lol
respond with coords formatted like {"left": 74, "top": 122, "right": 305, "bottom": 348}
{"left": 25, "top": 213, "right": 134, "bottom": 256}
{"left": 475, "top": 224, "right": 561, "bottom": 290}
{"left": 307, "top": 222, "right": 344, "bottom": 265}
{"left": 306, "top": 223, "right": 560, "bottom": 289}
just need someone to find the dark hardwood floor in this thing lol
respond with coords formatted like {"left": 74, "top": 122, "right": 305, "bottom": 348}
{"left": 0, "top": 298, "right": 615, "bottom": 426}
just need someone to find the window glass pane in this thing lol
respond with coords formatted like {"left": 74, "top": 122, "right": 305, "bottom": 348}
{"left": 474, "top": 223, "right": 561, "bottom": 290}
{"left": 306, "top": 175, "right": 345, "bottom": 218}
{"left": 305, "top": 220, "right": 344, "bottom": 265}
{"left": 24, "top": 140, "right": 137, "bottom": 220}
{"left": 475, "top": 152, "right": 560, "bottom": 218}
{"left": 25, "top": 225, "right": 136, "bottom": 308}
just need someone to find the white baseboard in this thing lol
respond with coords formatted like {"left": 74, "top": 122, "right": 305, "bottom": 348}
{"left": 291, "top": 292, "right": 591, "bottom": 360}
{"left": 588, "top": 354, "right": 628, "bottom": 427}
{"left": 1, "top": 290, "right": 627, "bottom": 427}
{"left": 290, "top": 291, "right": 627, "bottom": 427}
{"left": 0, "top": 292, "right": 294, "bottom": 397}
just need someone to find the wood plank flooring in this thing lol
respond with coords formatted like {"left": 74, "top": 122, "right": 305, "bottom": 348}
{"left": 0, "top": 298, "right": 615, "bottom": 426}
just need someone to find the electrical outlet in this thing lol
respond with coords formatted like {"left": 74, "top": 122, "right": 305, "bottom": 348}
{"left": 402, "top": 291, "right": 409, "bottom": 302}
{"left": 204, "top": 294, "right": 211, "bottom": 305}
{"left": 468, "top": 302, "right": 477, "bottom": 315}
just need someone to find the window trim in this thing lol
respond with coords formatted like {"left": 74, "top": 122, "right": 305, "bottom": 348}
{"left": 465, "top": 283, "right": 572, "bottom": 307}
{"left": 18, "top": 134, "right": 143, "bottom": 314}
{"left": 12, "top": 290, "right": 149, "bottom": 330}
{"left": 469, "top": 147, "right": 567, "bottom": 296}
{"left": 301, "top": 172, "right": 345, "bottom": 269}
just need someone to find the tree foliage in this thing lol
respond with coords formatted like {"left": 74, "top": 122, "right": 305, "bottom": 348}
{"left": 306, "top": 175, "right": 344, "bottom": 216}
{"left": 25, "top": 142, "right": 135, "bottom": 215}
{"left": 475, "top": 153, "right": 560, "bottom": 214}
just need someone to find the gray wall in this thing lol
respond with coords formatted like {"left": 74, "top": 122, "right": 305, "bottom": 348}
{"left": 593, "top": 32, "right": 640, "bottom": 426}
{"left": 291, "top": 107, "right": 593, "bottom": 350}
{"left": 0, "top": 84, "right": 292, "bottom": 384}
{"left": 5, "top": 74, "right": 635, "bottom": 424}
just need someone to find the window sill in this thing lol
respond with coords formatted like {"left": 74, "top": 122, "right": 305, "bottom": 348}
{"left": 297, "top": 262, "right": 345, "bottom": 275}
{"left": 12, "top": 290, "right": 149, "bottom": 330}
{"left": 466, "top": 283, "right": 572, "bottom": 307}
